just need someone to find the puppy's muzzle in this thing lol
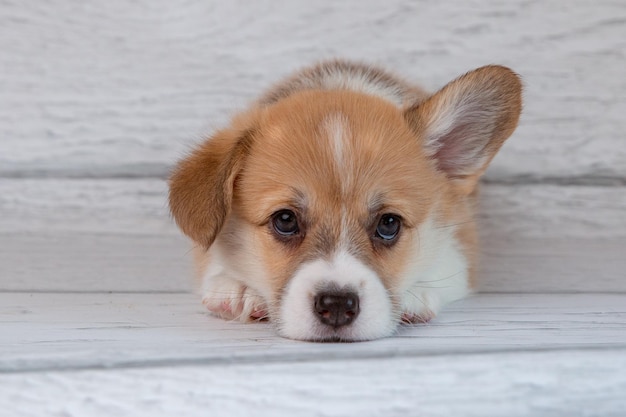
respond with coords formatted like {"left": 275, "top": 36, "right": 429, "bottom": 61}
{"left": 314, "top": 290, "right": 360, "bottom": 328}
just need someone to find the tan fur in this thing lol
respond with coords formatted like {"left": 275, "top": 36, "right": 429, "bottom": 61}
{"left": 169, "top": 60, "right": 522, "bottom": 337}
{"left": 169, "top": 111, "right": 259, "bottom": 248}
{"left": 233, "top": 91, "right": 441, "bottom": 299}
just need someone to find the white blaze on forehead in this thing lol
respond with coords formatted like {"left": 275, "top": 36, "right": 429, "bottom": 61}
{"left": 278, "top": 250, "right": 395, "bottom": 341}
{"left": 321, "top": 113, "right": 352, "bottom": 248}
{"left": 322, "top": 113, "right": 351, "bottom": 173}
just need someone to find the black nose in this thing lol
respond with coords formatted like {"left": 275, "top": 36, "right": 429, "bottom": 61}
{"left": 314, "top": 291, "right": 360, "bottom": 328}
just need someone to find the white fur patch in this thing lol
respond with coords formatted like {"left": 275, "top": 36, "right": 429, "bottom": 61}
{"left": 322, "top": 72, "right": 406, "bottom": 107}
{"left": 278, "top": 251, "right": 395, "bottom": 341}
{"left": 322, "top": 114, "right": 352, "bottom": 248}
{"left": 200, "top": 221, "right": 272, "bottom": 322}
{"left": 201, "top": 271, "right": 267, "bottom": 321}
{"left": 322, "top": 113, "right": 354, "bottom": 183}
{"left": 399, "top": 214, "right": 470, "bottom": 318}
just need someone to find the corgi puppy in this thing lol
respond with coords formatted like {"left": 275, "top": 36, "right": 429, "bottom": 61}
{"left": 169, "top": 60, "right": 522, "bottom": 341}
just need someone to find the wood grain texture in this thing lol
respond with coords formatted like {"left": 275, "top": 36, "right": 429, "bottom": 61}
{"left": 1, "top": 0, "right": 624, "bottom": 181}
{"left": 1, "top": 180, "right": 623, "bottom": 292}
{"left": 3, "top": 179, "right": 625, "bottom": 238}
{"left": 2, "top": 350, "right": 625, "bottom": 417}
{"left": 477, "top": 184, "right": 626, "bottom": 292}
{"left": 3, "top": 233, "right": 622, "bottom": 293}
{"left": 1, "top": 293, "right": 625, "bottom": 373}
{"left": 0, "top": 234, "right": 192, "bottom": 292}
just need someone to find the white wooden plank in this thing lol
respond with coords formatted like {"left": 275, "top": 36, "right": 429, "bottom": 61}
{"left": 4, "top": 233, "right": 622, "bottom": 293}
{"left": 1, "top": 293, "right": 624, "bottom": 373}
{"left": 3, "top": 179, "right": 624, "bottom": 238}
{"left": 0, "top": 178, "right": 192, "bottom": 292}
{"left": 478, "top": 184, "right": 626, "bottom": 239}
{"left": 480, "top": 238, "right": 625, "bottom": 293}
{"left": 0, "top": 179, "right": 174, "bottom": 236}
{"left": 2, "top": 349, "right": 625, "bottom": 417}
{"left": 1, "top": 179, "right": 624, "bottom": 292}
{"left": 478, "top": 184, "right": 626, "bottom": 292}
{"left": 1, "top": 1, "right": 624, "bottom": 181}
{"left": 0, "top": 234, "right": 192, "bottom": 292}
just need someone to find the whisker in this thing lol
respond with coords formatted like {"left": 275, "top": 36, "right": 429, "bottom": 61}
{"left": 199, "top": 291, "right": 265, "bottom": 297}
{"left": 409, "top": 284, "right": 458, "bottom": 290}
{"left": 184, "top": 244, "right": 201, "bottom": 257}
{"left": 416, "top": 270, "right": 464, "bottom": 284}
{"left": 433, "top": 219, "right": 475, "bottom": 229}
{"left": 405, "top": 289, "right": 427, "bottom": 308}
{"left": 388, "top": 270, "right": 464, "bottom": 294}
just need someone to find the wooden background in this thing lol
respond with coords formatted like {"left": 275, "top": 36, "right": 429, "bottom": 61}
{"left": 1, "top": 0, "right": 625, "bottom": 182}
{"left": 1, "top": 1, "right": 625, "bottom": 415}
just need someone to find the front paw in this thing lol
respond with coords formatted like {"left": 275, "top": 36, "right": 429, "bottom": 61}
{"left": 399, "top": 290, "right": 440, "bottom": 324}
{"left": 202, "top": 281, "right": 268, "bottom": 322}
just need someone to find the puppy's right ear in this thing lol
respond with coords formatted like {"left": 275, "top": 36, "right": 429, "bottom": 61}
{"left": 169, "top": 123, "right": 255, "bottom": 249}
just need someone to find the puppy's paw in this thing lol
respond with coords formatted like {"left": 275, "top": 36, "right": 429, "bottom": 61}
{"left": 202, "top": 280, "right": 268, "bottom": 322}
{"left": 399, "top": 290, "right": 440, "bottom": 324}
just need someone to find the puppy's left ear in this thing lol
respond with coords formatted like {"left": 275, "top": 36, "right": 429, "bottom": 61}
{"left": 404, "top": 65, "right": 522, "bottom": 192}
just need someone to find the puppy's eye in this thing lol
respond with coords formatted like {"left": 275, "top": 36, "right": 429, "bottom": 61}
{"left": 375, "top": 214, "right": 401, "bottom": 241}
{"left": 272, "top": 210, "right": 299, "bottom": 237}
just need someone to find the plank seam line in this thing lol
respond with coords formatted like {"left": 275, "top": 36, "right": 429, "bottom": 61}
{"left": 2, "top": 344, "right": 625, "bottom": 375}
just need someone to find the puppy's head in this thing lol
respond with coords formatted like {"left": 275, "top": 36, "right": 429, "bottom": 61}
{"left": 170, "top": 66, "right": 522, "bottom": 341}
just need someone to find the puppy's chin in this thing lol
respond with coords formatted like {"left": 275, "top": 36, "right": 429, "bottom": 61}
{"left": 276, "top": 251, "right": 396, "bottom": 342}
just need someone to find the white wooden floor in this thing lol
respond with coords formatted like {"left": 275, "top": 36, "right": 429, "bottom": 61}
{"left": 2, "top": 293, "right": 626, "bottom": 416}
{"left": 1, "top": 179, "right": 625, "bottom": 416}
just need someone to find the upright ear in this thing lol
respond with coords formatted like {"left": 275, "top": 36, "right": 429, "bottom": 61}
{"left": 404, "top": 65, "right": 522, "bottom": 191}
{"left": 168, "top": 123, "right": 256, "bottom": 249}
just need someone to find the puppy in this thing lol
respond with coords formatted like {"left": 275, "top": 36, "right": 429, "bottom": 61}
{"left": 169, "top": 60, "right": 522, "bottom": 341}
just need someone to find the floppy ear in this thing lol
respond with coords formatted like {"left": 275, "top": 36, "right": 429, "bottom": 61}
{"left": 404, "top": 65, "right": 522, "bottom": 191}
{"left": 168, "top": 124, "right": 255, "bottom": 249}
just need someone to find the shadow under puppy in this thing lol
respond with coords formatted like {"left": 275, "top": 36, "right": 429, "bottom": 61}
{"left": 169, "top": 60, "right": 522, "bottom": 342}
